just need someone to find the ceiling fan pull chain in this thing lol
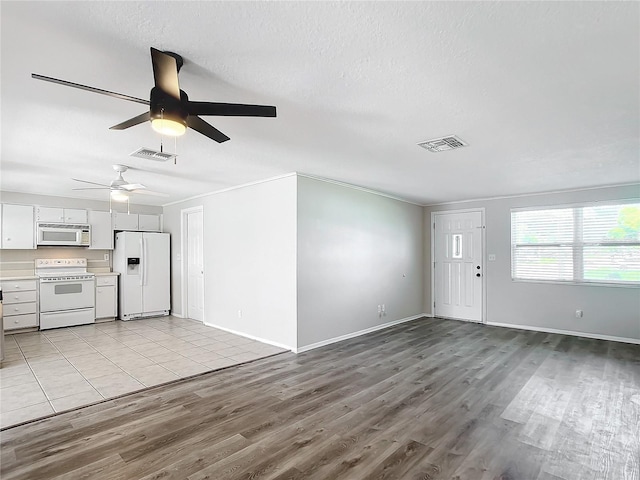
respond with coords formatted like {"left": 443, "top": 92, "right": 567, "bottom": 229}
{"left": 174, "top": 136, "right": 177, "bottom": 165}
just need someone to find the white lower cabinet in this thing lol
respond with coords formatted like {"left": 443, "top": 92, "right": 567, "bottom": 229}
{"left": 95, "top": 275, "right": 118, "bottom": 320}
{"left": 2, "top": 279, "right": 39, "bottom": 331}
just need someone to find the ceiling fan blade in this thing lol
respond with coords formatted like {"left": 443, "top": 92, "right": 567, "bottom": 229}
{"left": 186, "top": 115, "right": 230, "bottom": 143}
{"left": 110, "top": 112, "right": 150, "bottom": 130}
{"left": 72, "top": 178, "right": 111, "bottom": 187}
{"left": 121, "top": 183, "right": 146, "bottom": 191}
{"left": 132, "top": 189, "right": 170, "bottom": 197}
{"left": 150, "top": 47, "right": 180, "bottom": 100}
{"left": 32, "top": 74, "right": 149, "bottom": 105}
{"left": 187, "top": 102, "right": 276, "bottom": 117}
{"left": 72, "top": 187, "right": 111, "bottom": 191}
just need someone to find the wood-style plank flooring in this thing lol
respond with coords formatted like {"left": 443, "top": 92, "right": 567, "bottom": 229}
{"left": 1, "top": 318, "right": 639, "bottom": 480}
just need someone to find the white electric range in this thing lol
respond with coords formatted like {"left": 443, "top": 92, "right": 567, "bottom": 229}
{"left": 36, "top": 258, "right": 95, "bottom": 330}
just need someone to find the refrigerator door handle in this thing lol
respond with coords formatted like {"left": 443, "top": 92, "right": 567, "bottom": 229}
{"left": 144, "top": 237, "right": 148, "bottom": 286}
{"left": 139, "top": 237, "right": 145, "bottom": 286}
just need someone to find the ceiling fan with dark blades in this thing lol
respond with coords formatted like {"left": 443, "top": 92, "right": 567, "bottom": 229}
{"left": 32, "top": 47, "right": 277, "bottom": 143}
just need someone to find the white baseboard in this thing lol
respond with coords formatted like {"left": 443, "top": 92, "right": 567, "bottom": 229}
{"left": 486, "top": 321, "right": 640, "bottom": 345}
{"left": 203, "top": 321, "right": 295, "bottom": 351}
{"left": 294, "top": 314, "right": 428, "bottom": 353}
{"left": 170, "top": 311, "right": 185, "bottom": 318}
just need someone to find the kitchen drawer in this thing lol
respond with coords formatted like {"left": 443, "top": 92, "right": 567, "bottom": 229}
{"left": 3, "top": 290, "right": 37, "bottom": 304}
{"left": 1, "top": 279, "right": 37, "bottom": 292}
{"left": 5, "top": 302, "right": 37, "bottom": 316}
{"left": 4, "top": 313, "right": 38, "bottom": 330}
{"left": 96, "top": 276, "right": 117, "bottom": 287}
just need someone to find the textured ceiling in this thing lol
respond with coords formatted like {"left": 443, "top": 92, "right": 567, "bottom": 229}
{"left": 1, "top": 1, "right": 638, "bottom": 206}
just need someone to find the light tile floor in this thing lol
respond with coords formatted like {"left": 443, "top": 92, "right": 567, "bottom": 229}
{"left": 0, "top": 316, "right": 287, "bottom": 429}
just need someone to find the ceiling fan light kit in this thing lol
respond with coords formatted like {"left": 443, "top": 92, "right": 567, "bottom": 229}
{"left": 110, "top": 190, "right": 130, "bottom": 202}
{"left": 32, "top": 47, "right": 277, "bottom": 143}
{"left": 151, "top": 117, "right": 186, "bottom": 136}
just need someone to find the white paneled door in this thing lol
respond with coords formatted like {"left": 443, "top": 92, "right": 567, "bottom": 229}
{"left": 187, "top": 210, "right": 204, "bottom": 322}
{"left": 433, "top": 210, "right": 484, "bottom": 322}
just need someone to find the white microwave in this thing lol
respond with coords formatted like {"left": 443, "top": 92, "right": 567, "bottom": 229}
{"left": 36, "top": 223, "right": 91, "bottom": 247}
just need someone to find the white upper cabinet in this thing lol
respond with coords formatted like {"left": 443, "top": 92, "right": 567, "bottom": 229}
{"left": 36, "top": 207, "right": 87, "bottom": 224}
{"left": 113, "top": 212, "right": 162, "bottom": 232}
{"left": 138, "top": 214, "right": 161, "bottom": 232}
{"left": 2, "top": 204, "right": 35, "bottom": 249}
{"left": 88, "top": 210, "right": 113, "bottom": 249}
{"left": 112, "top": 212, "right": 139, "bottom": 231}
{"left": 65, "top": 208, "right": 88, "bottom": 223}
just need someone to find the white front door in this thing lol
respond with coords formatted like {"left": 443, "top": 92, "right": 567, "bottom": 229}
{"left": 186, "top": 210, "right": 204, "bottom": 322}
{"left": 433, "top": 210, "right": 484, "bottom": 322}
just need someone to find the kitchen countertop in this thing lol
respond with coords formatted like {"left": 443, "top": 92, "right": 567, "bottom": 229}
{"left": 1, "top": 273, "right": 119, "bottom": 280}
{"left": 0, "top": 275, "right": 38, "bottom": 281}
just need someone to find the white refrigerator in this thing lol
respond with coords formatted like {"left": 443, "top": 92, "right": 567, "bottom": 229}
{"left": 113, "top": 231, "right": 170, "bottom": 320}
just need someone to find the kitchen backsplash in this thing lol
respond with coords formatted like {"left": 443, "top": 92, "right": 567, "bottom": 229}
{"left": 0, "top": 247, "right": 112, "bottom": 277}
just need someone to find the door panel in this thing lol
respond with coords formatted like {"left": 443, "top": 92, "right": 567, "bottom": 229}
{"left": 434, "top": 210, "right": 483, "bottom": 322}
{"left": 187, "top": 211, "right": 204, "bottom": 322}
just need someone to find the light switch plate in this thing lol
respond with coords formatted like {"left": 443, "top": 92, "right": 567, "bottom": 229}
{"left": 488, "top": 254, "right": 496, "bottom": 261}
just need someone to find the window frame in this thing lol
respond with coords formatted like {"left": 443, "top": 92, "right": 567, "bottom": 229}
{"left": 511, "top": 199, "right": 640, "bottom": 288}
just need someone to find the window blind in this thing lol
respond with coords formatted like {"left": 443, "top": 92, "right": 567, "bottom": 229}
{"left": 511, "top": 202, "right": 640, "bottom": 285}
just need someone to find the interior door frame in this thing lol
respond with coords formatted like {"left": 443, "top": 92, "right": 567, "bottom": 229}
{"left": 180, "top": 205, "right": 204, "bottom": 322}
{"left": 430, "top": 207, "right": 487, "bottom": 324}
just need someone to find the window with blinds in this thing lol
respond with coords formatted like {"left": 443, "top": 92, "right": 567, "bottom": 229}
{"left": 511, "top": 202, "right": 640, "bottom": 285}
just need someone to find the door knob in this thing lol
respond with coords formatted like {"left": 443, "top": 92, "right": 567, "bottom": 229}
{"left": 476, "top": 273, "right": 481, "bottom": 277}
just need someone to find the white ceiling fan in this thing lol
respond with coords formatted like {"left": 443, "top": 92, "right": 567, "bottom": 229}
{"left": 72, "top": 164, "right": 168, "bottom": 201}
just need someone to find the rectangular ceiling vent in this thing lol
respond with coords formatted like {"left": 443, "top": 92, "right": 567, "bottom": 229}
{"left": 129, "top": 147, "right": 177, "bottom": 162}
{"left": 417, "top": 135, "right": 468, "bottom": 153}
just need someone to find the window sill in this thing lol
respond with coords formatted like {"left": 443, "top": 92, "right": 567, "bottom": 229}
{"left": 511, "top": 278, "right": 640, "bottom": 288}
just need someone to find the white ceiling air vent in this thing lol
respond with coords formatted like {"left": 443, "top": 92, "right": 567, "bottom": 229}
{"left": 417, "top": 135, "right": 468, "bottom": 153}
{"left": 129, "top": 147, "right": 177, "bottom": 162}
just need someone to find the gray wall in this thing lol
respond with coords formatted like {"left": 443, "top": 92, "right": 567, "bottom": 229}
{"left": 424, "top": 184, "right": 640, "bottom": 341}
{"left": 163, "top": 175, "right": 298, "bottom": 349}
{"left": 296, "top": 176, "right": 425, "bottom": 349}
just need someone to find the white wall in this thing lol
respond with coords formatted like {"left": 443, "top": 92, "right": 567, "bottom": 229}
{"left": 296, "top": 176, "right": 425, "bottom": 349}
{"left": 424, "top": 184, "right": 640, "bottom": 342}
{"left": 163, "top": 175, "right": 298, "bottom": 349}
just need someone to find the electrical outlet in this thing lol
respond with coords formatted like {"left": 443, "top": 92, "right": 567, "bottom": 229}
{"left": 575, "top": 310, "right": 583, "bottom": 318}
{"left": 238, "top": 309, "right": 242, "bottom": 319}
{"left": 382, "top": 304, "right": 386, "bottom": 315}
